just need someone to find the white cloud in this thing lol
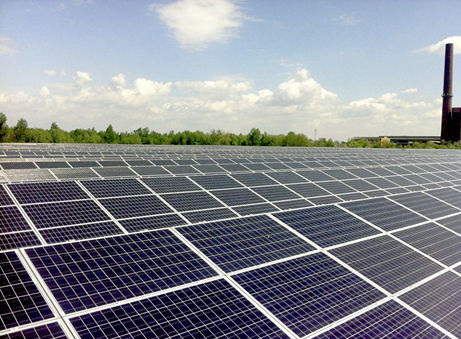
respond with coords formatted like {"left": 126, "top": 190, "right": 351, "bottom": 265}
{"left": 74, "top": 71, "right": 92, "bottom": 86}
{"left": 0, "top": 68, "right": 442, "bottom": 140}
{"left": 417, "top": 36, "right": 461, "bottom": 54}
{"left": 402, "top": 88, "right": 418, "bottom": 93}
{"left": 39, "top": 86, "right": 50, "bottom": 97}
{"left": 153, "top": 0, "right": 244, "bottom": 48}
{"left": 44, "top": 69, "right": 66, "bottom": 76}
{"left": 0, "top": 37, "right": 17, "bottom": 56}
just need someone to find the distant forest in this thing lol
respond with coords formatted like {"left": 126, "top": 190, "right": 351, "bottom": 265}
{"left": 0, "top": 113, "right": 457, "bottom": 149}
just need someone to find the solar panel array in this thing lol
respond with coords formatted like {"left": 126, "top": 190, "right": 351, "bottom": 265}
{"left": 0, "top": 143, "right": 460, "bottom": 338}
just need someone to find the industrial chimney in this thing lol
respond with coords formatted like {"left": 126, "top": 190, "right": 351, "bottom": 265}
{"left": 441, "top": 43, "right": 453, "bottom": 141}
{"left": 440, "top": 43, "right": 461, "bottom": 142}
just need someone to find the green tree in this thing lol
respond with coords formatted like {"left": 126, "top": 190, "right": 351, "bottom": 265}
{"left": 14, "top": 119, "right": 28, "bottom": 142}
{"left": 104, "top": 124, "right": 117, "bottom": 143}
{"left": 247, "top": 128, "right": 261, "bottom": 146}
{"left": 0, "top": 112, "right": 7, "bottom": 141}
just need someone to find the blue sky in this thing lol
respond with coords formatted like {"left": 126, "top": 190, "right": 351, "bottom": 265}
{"left": 1, "top": 0, "right": 460, "bottom": 140}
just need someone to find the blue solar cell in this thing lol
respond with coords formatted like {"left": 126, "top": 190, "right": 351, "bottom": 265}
{"left": 389, "top": 192, "right": 459, "bottom": 219}
{"left": 286, "top": 183, "right": 330, "bottom": 198}
{"left": 189, "top": 174, "right": 243, "bottom": 190}
{"left": 399, "top": 272, "right": 460, "bottom": 337}
{"left": 70, "top": 279, "right": 288, "bottom": 339}
{"left": 251, "top": 185, "right": 301, "bottom": 202}
{"left": 81, "top": 178, "right": 151, "bottom": 198}
{"left": 274, "top": 205, "right": 381, "bottom": 247}
{"left": 142, "top": 176, "right": 202, "bottom": 193}
{"left": 9, "top": 181, "right": 89, "bottom": 204}
{"left": 3, "top": 322, "right": 67, "bottom": 339}
{"left": 23, "top": 200, "right": 110, "bottom": 228}
{"left": 233, "top": 253, "right": 385, "bottom": 337}
{"left": 119, "top": 214, "right": 186, "bottom": 232}
{"left": 314, "top": 300, "right": 447, "bottom": 339}
{"left": 26, "top": 230, "right": 217, "bottom": 313}
{"left": 425, "top": 187, "right": 461, "bottom": 209}
{"left": 0, "top": 206, "right": 30, "bottom": 232}
{"left": 209, "top": 188, "right": 265, "bottom": 206}
{"left": 233, "top": 203, "right": 278, "bottom": 215}
{"left": 274, "top": 199, "right": 313, "bottom": 210}
{"left": 178, "top": 215, "right": 314, "bottom": 272}
{"left": 0, "top": 231, "right": 41, "bottom": 250}
{"left": 394, "top": 222, "right": 461, "bottom": 266}
{"left": 161, "top": 191, "right": 224, "bottom": 212}
{"left": 39, "top": 221, "right": 123, "bottom": 243}
{"left": 231, "top": 173, "right": 277, "bottom": 187}
{"left": 330, "top": 235, "right": 443, "bottom": 293}
{"left": 0, "top": 252, "right": 54, "bottom": 330}
{"left": 341, "top": 197, "right": 427, "bottom": 231}
{"left": 182, "top": 207, "right": 238, "bottom": 223}
{"left": 0, "top": 186, "right": 14, "bottom": 206}
{"left": 99, "top": 195, "right": 173, "bottom": 218}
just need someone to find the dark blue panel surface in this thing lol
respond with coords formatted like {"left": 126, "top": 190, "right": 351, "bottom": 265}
{"left": 9, "top": 181, "right": 89, "bottom": 204}
{"left": 100, "top": 195, "right": 173, "bottom": 218}
{"left": 70, "top": 280, "right": 288, "bottom": 339}
{"left": 81, "top": 178, "right": 151, "bottom": 198}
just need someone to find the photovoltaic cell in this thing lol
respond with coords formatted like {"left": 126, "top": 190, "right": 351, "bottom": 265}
{"left": 26, "top": 230, "right": 217, "bottom": 313}
{"left": 251, "top": 185, "right": 300, "bottom": 202}
{"left": 81, "top": 178, "right": 151, "bottom": 198}
{"left": 51, "top": 168, "right": 100, "bottom": 180}
{"left": 161, "top": 191, "right": 224, "bottom": 212}
{"left": 0, "top": 251, "right": 54, "bottom": 330}
{"left": 68, "top": 161, "right": 100, "bottom": 168}
{"left": 274, "top": 199, "right": 313, "bottom": 210}
{"left": 163, "top": 165, "right": 200, "bottom": 175}
{"left": 233, "top": 203, "right": 278, "bottom": 216}
{"left": 99, "top": 195, "right": 173, "bottom": 218}
{"left": 389, "top": 192, "right": 459, "bottom": 219}
{"left": 330, "top": 235, "right": 443, "bottom": 293}
{"left": 39, "top": 221, "right": 123, "bottom": 244}
{"left": 233, "top": 253, "right": 385, "bottom": 337}
{"left": 308, "top": 195, "right": 342, "bottom": 205}
{"left": 231, "top": 173, "right": 277, "bottom": 187}
{"left": 209, "top": 188, "right": 265, "bottom": 206}
{"left": 399, "top": 272, "right": 461, "bottom": 337}
{"left": 314, "top": 300, "right": 447, "bottom": 339}
{"left": 93, "top": 167, "right": 136, "bottom": 178}
{"left": 393, "top": 222, "right": 461, "bottom": 266}
{"left": 265, "top": 171, "right": 306, "bottom": 184}
{"left": 3, "top": 322, "right": 67, "bottom": 339}
{"left": 0, "top": 231, "right": 42, "bottom": 250}
{"left": 5, "top": 169, "right": 56, "bottom": 182}
{"left": 341, "top": 197, "right": 427, "bottom": 231}
{"left": 141, "top": 176, "right": 201, "bottom": 193}
{"left": 286, "top": 183, "right": 330, "bottom": 198}
{"left": 316, "top": 181, "right": 356, "bottom": 194}
{"left": 35, "top": 162, "right": 70, "bottom": 169}
{"left": 0, "top": 186, "right": 14, "bottom": 206}
{"left": 296, "top": 170, "right": 333, "bottom": 182}
{"left": 178, "top": 215, "right": 314, "bottom": 272}
{"left": 425, "top": 187, "right": 461, "bottom": 209}
{"left": 365, "top": 177, "right": 398, "bottom": 189}
{"left": 0, "top": 206, "right": 30, "bottom": 232}
{"left": 70, "top": 279, "right": 288, "bottom": 339}
{"left": 274, "top": 205, "right": 381, "bottom": 247}
{"left": 97, "top": 160, "right": 127, "bottom": 167}
{"left": 189, "top": 174, "right": 243, "bottom": 190}
{"left": 322, "top": 169, "right": 356, "bottom": 180}
{"left": 182, "top": 207, "right": 238, "bottom": 223}
{"left": 0, "top": 162, "right": 37, "bottom": 170}
{"left": 193, "top": 164, "right": 226, "bottom": 173}
{"left": 436, "top": 214, "right": 461, "bottom": 234}
{"left": 23, "top": 200, "right": 110, "bottom": 228}
{"left": 130, "top": 166, "right": 170, "bottom": 176}
{"left": 8, "top": 181, "right": 89, "bottom": 204}
{"left": 119, "top": 214, "right": 186, "bottom": 232}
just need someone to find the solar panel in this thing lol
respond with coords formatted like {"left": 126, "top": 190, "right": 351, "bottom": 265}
{"left": 210, "top": 188, "right": 265, "bottom": 206}
{"left": 161, "top": 191, "right": 224, "bottom": 212}
{"left": 233, "top": 253, "right": 385, "bottom": 337}
{"left": 93, "top": 167, "right": 136, "bottom": 178}
{"left": 314, "top": 300, "right": 447, "bottom": 338}
{"left": 189, "top": 174, "right": 243, "bottom": 189}
{"left": 178, "top": 215, "right": 314, "bottom": 272}
{"left": 182, "top": 207, "right": 238, "bottom": 223}
{"left": 251, "top": 185, "right": 300, "bottom": 201}
{"left": 119, "top": 213, "right": 186, "bottom": 232}
{"left": 296, "top": 170, "right": 333, "bottom": 182}
{"left": 330, "top": 235, "right": 443, "bottom": 293}
{"left": 5, "top": 169, "right": 56, "bottom": 181}
{"left": 286, "top": 183, "right": 330, "bottom": 198}
{"left": 67, "top": 161, "right": 100, "bottom": 168}
{"left": 81, "top": 178, "right": 151, "bottom": 198}
{"left": 3, "top": 322, "right": 67, "bottom": 338}
{"left": 70, "top": 279, "right": 288, "bottom": 338}
{"left": 388, "top": 192, "right": 459, "bottom": 219}
{"left": 399, "top": 272, "right": 460, "bottom": 337}
{"left": 141, "top": 176, "right": 201, "bottom": 193}
{"left": 274, "top": 205, "right": 381, "bottom": 247}
{"left": 231, "top": 173, "right": 277, "bottom": 187}
{"left": 99, "top": 195, "right": 173, "bottom": 218}
{"left": 322, "top": 169, "right": 356, "bottom": 180}
{"left": 39, "top": 221, "right": 123, "bottom": 243}
{"left": 23, "top": 200, "right": 110, "bottom": 228}
{"left": 163, "top": 165, "right": 200, "bottom": 174}
{"left": 393, "top": 222, "right": 461, "bottom": 265}
{"left": 26, "top": 230, "right": 217, "bottom": 313}
{"left": 274, "top": 199, "right": 313, "bottom": 210}
{"left": 35, "top": 161, "right": 70, "bottom": 169}
{"left": 0, "top": 252, "right": 54, "bottom": 330}
{"left": 0, "top": 162, "right": 37, "bottom": 170}
{"left": 0, "top": 206, "right": 31, "bottom": 232}
{"left": 9, "top": 181, "right": 89, "bottom": 204}
{"left": 265, "top": 171, "right": 306, "bottom": 184}
{"left": 0, "top": 231, "right": 42, "bottom": 250}
{"left": 425, "top": 187, "right": 461, "bottom": 208}
{"left": 130, "top": 166, "right": 170, "bottom": 176}
{"left": 51, "top": 168, "right": 100, "bottom": 180}
{"left": 233, "top": 203, "right": 278, "bottom": 215}
{"left": 436, "top": 213, "right": 461, "bottom": 234}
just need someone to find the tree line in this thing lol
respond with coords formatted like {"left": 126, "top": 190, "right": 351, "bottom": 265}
{"left": 0, "top": 112, "right": 459, "bottom": 148}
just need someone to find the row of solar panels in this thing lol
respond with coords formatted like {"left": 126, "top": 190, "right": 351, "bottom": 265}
{"left": 1, "top": 182, "right": 460, "bottom": 337}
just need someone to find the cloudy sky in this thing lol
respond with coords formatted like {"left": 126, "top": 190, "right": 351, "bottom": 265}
{"left": 1, "top": 0, "right": 460, "bottom": 140}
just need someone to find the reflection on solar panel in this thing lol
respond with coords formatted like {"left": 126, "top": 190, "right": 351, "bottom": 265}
{"left": 1, "top": 144, "right": 460, "bottom": 338}
{"left": 26, "top": 230, "right": 217, "bottom": 313}
{"left": 233, "top": 253, "right": 385, "bottom": 337}
{"left": 0, "top": 252, "right": 54, "bottom": 330}
{"left": 399, "top": 272, "right": 461, "bottom": 337}
{"left": 178, "top": 215, "right": 314, "bottom": 272}
{"left": 70, "top": 280, "right": 288, "bottom": 338}
{"left": 274, "top": 205, "right": 381, "bottom": 247}
{"left": 330, "top": 235, "right": 443, "bottom": 293}
{"left": 314, "top": 300, "right": 447, "bottom": 338}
